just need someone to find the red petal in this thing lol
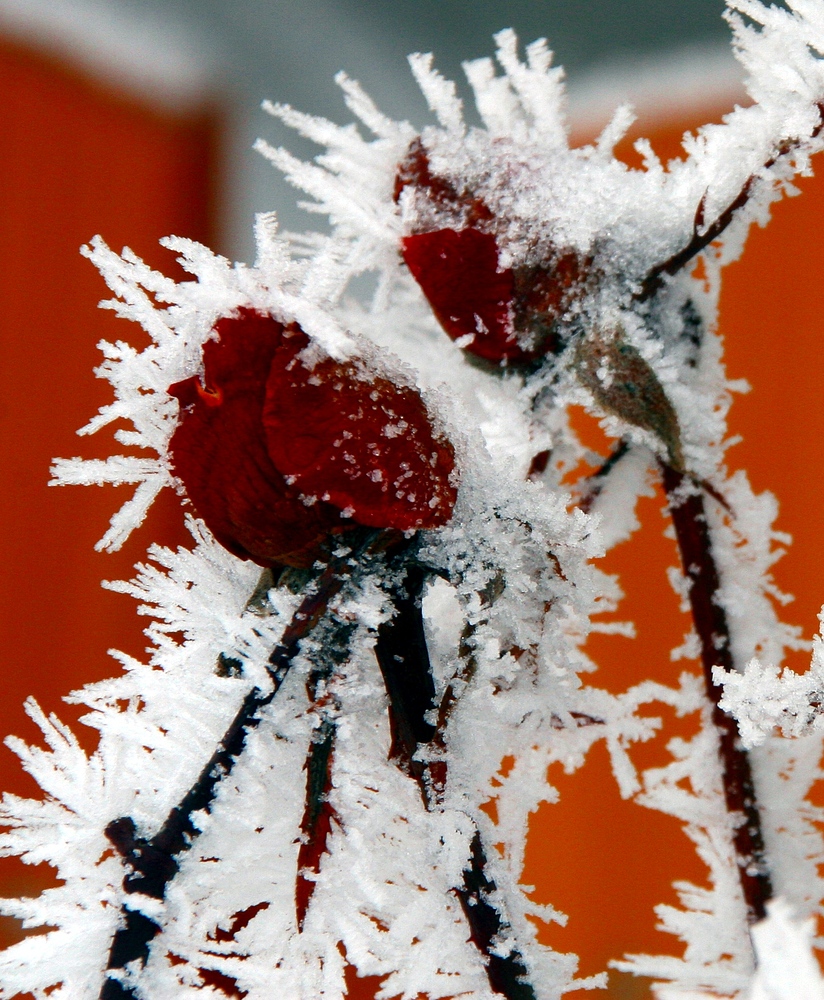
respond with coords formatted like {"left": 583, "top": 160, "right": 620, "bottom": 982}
{"left": 396, "top": 140, "right": 585, "bottom": 364}
{"left": 168, "top": 309, "right": 342, "bottom": 567}
{"left": 402, "top": 228, "right": 543, "bottom": 365}
{"left": 263, "top": 353, "right": 457, "bottom": 532}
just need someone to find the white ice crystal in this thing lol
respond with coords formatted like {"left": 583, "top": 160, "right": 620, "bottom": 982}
{"left": 716, "top": 610, "right": 824, "bottom": 749}
{"left": 748, "top": 898, "right": 824, "bottom": 1000}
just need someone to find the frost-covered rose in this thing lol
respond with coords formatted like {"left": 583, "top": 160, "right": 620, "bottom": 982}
{"left": 396, "top": 139, "right": 584, "bottom": 366}
{"left": 168, "top": 308, "right": 457, "bottom": 566}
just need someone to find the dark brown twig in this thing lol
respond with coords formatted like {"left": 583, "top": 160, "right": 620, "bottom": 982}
{"left": 295, "top": 716, "right": 338, "bottom": 930}
{"left": 295, "top": 617, "right": 356, "bottom": 930}
{"left": 374, "top": 565, "right": 438, "bottom": 796}
{"left": 455, "top": 831, "right": 536, "bottom": 1000}
{"left": 99, "top": 529, "right": 388, "bottom": 999}
{"left": 576, "top": 439, "right": 631, "bottom": 514}
{"left": 636, "top": 102, "right": 824, "bottom": 302}
{"left": 661, "top": 464, "right": 773, "bottom": 924}
{"left": 374, "top": 568, "right": 537, "bottom": 1000}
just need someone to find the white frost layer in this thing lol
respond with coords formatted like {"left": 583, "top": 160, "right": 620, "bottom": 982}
{"left": 749, "top": 899, "right": 824, "bottom": 1000}
{"left": 9, "top": 1, "right": 824, "bottom": 997}
{"left": 716, "top": 610, "right": 824, "bottom": 749}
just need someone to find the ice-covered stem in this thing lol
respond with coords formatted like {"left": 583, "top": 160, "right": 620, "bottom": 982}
{"left": 576, "top": 440, "right": 630, "bottom": 514}
{"left": 374, "top": 564, "right": 438, "bottom": 795}
{"left": 637, "top": 101, "right": 824, "bottom": 301}
{"left": 100, "top": 529, "right": 390, "bottom": 999}
{"left": 456, "top": 830, "right": 536, "bottom": 1000}
{"left": 375, "top": 564, "right": 505, "bottom": 805}
{"left": 296, "top": 716, "right": 338, "bottom": 931}
{"left": 101, "top": 682, "right": 276, "bottom": 1000}
{"left": 295, "top": 617, "right": 356, "bottom": 929}
{"left": 374, "top": 567, "right": 536, "bottom": 1000}
{"left": 661, "top": 464, "right": 773, "bottom": 925}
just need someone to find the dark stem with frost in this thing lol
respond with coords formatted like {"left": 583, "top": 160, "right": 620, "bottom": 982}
{"left": 295, "top": 717, "right": 338, "bottom": 931}
{"left": 576, "top": 439, "right": 630, "bottom": 513}
{"left": 374, "top": 566, "right": 537, "bottom": 1000}
{"left": 375, "top": 564, "right": 438, "bottom": 795}
{"left": 636, "top": 103, "right": 824, "bottom": 302}
{"left": 660, "top": 464, "right": 773, "bottom": 924}
{"left": 99, "top": 529, "right": 388, "bottom": 1000}
{"left": 455, "top": 831, "right": 536, "bottom": 1000}
{"left": 295, "top": 617, "right": 356, "bottom": 930}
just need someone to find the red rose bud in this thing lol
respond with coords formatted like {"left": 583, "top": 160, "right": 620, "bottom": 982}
{"left": 396, "top": 139, "right": 584, "bottom": 366}
{"left": 168, "top": 311, "right": 342, "bottom": 567}
{"left": 168, "top": 309, "right": 457, "bottom": 567}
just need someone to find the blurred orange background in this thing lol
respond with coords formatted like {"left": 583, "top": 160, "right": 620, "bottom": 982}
{"left": 0, "top": 29, "right": 822, "bottom": 1000}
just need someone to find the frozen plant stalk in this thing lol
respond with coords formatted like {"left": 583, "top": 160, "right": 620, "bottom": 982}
{"left": 3, "top": 1, "right": 824, "bottom": 998}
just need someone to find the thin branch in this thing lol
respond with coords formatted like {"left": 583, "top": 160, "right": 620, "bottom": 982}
{"left": 575, "top": 439, "right": 630, "bottom": 514}
{"left": 636, "top": 103, "right": 824, "bottom": 302}
{"left": 295, "top": 617, "right": 356, "bottom": 930}
{"left": 100, "top": 529, "right": 389, "bottom": 999}
{"left": 661, "top": 464, "right": 773, "bottom": 925}
{"left": 374, "top": 564, "right": 438, "bottom": 795}
{"left": 374, "top": 568, "right": 537, "bottom": 1000}
{"left": 455, "top": 830, "right": 536, "bottom": 1000}
{"left": 295, "top": 716, "right": 337, "bottom": 930}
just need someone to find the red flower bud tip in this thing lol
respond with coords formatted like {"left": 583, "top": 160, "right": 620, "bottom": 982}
{"left": 396, "top": 139, "right": 585, "bottom": 366}
{"left": 263, "top": 336, "right": 457, "bottom": 533}
{"left": 168, "top": 309, "right": 457, "bottom": 567}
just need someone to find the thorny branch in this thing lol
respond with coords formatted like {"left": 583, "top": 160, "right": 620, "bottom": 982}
{"left": 375, "top": 566, "right": 537, "bottom": 1000}
{"left": 295, "top": 617, "right": 356, "bottom": 930}
{"left": 373, "top": 560, "right": 604, "bottom": 1000}
{"left": 575, "top": 153, "right": 779, "bottom": 922}
{"left": 636, "top": 101, "right": 824, "bottom": 302}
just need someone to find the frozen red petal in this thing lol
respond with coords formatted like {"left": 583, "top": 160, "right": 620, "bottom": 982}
{"left": 402, "top": 228, "right": 542, "bottom": 365}
{"left": 263, "top": 353, "right": 457, "bottom": 532}
{"left": 168, "top": 309, "right": 342, "bottom": 567}
{"left": 394, "top": 138, "right": 492, "bottom": 226}
{"left": 394, "top": 137, "right": 462, "bottom": 208}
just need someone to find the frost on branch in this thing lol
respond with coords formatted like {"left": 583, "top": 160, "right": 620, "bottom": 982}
{"left": 715, "top": 611, "right": 824, "bottom": 749}
{"left": 748, "top": 899, "right": 824, "bottom": 1000}
{"left": 8, "top": 0, "right": 824, "bottom": 998}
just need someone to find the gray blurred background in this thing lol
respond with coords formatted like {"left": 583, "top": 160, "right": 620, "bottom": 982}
{"left": 0, "top": 0, "right": 743, "bottom": 256}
